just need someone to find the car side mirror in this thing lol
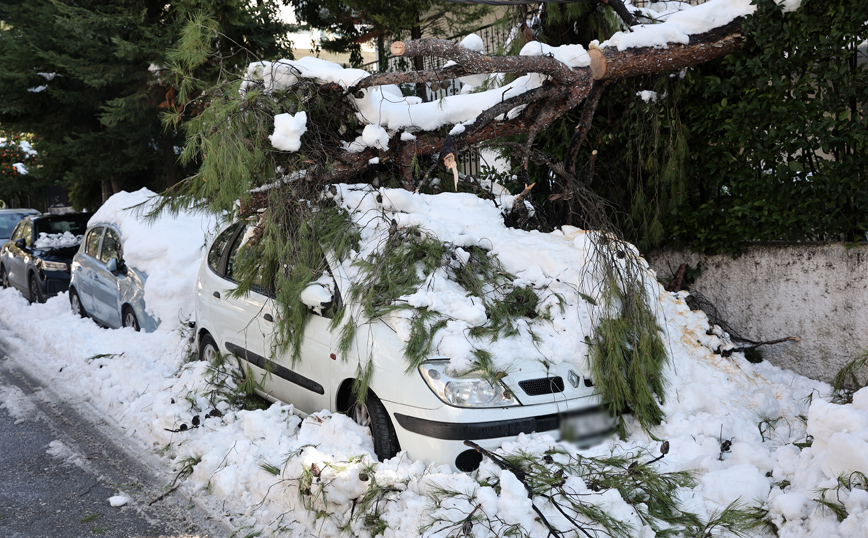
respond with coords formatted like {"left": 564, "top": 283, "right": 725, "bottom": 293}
{"left": 14, "top": 238, "right": 26, "bottom": 250}
{"left": 300, "top": 282, "right": 334, "bottom": 316}
{"left": 106, "top": 257, "right": 119, "bottom": 275}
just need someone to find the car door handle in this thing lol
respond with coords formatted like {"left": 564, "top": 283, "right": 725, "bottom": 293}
{"left": 213, "top": 291, "right": 220, "bottom": 299}
{"left": 263, "top": 314, "right": 273, "bottom": 322}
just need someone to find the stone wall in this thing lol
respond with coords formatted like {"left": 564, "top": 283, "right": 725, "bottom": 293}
{"left": 646, "top": 243, "right": 868, "bottom": 383}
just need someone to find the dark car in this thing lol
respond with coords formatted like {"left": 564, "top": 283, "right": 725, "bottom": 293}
{"left": 0, "top": 208, "right": 40, "bottom": 243}
{"left": 0, "top": 213, "right": 93, "bottom": 303}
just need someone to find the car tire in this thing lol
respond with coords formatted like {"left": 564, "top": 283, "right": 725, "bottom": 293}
{"left": 122, "top": 305, "right": 140, "bottom": 331}
{"left": 28, "top": 273, "right": 43, "bottom": 304}
{"left": 69, "top": 289, "right": 88, "bottom": 318}
{"left": 199, "top": 332, "right": 219, "bottom": 362}
{"left": 0, "top": 265, "right": 8, "bottom": 289}
{"left": 348, "top": 390, "right": 400, "bottom": 462}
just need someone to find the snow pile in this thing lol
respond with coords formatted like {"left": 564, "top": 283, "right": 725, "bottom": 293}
{"left": 269, "top": 111, "right": 307, "bottom": 151}
{"left": 0, "top": 183, "right": 865, "bottom": 538}
{"left": 88, "top": 189, "right": 219, "bottom": 328}
{"left": 333, "top": 185, "right": 607, "bottom": 374}
{"left": 34, "top": 231, "right": 82, "bottom": 249}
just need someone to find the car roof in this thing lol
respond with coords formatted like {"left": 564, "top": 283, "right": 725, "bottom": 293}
{"left": 0, "top": 208, "right": 39, "bottom": 214}
{"left": 31, "top": 212, "right": 93, "bottom": 222}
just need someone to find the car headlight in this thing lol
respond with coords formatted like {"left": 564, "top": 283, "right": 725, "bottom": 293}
{"left": 419, "top": 361, "right": 520, "bottom": 408}
{"left": 42, "top": 260, "right": 68, "bottom": 271}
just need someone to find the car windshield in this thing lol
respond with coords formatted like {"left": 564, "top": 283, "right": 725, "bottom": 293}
{"left": 33, "top": 216, "right": 89, "bottom": 236}
{"left": 0, "top": 213, "right": 34, "bottom": 238}
{"left": 33, "top": 215, "right": 90, "bottom": 248}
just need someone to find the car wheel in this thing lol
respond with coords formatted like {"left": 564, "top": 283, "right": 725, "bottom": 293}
{"left": 69, "top": 289, "right": 88, "bottom": 318}
{"left": 122, "top": 305, "right": 140, "bottom": 331}
{"left": 198, "top": 333, "right": 219, "bottom": 362}
{"left": 349, "top": 390, "right": 400, "bottom": 462}
{"left": 0, "top": 265, "right": 8, "bottom": 289}
{"left": 28, "top": 273, "right": 43, "bottom": 304}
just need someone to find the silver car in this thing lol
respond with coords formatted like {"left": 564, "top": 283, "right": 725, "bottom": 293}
{"left": 69, "top": 223, "right": 157, "bottom": 332}
{"left": 0, "top": 208, "right": 40, "bottom": 243}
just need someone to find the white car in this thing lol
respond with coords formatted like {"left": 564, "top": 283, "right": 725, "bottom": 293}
{"left": 195, "top": 223, "right": 613, "bottom": 471}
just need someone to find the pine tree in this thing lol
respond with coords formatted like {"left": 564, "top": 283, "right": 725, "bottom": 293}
{"left": 0, "top": 0, "right": 292, "bottom": 210}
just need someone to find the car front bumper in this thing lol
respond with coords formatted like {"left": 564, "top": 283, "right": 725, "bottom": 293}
{"left": 383, "top": 396, "right": 614, "bottom": 471}
{"left": 40, "top": 270, "right": 71, "bottom": 297}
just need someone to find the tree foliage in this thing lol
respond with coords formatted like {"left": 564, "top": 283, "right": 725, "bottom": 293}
{"left": 0, "top": 128, "right": 40, "bottom": 207}
{"left": 0, "top": 0, "right": 292, "bottom": 210}
{"left": 555, "top": 0, "right": 868, "bottom": 253}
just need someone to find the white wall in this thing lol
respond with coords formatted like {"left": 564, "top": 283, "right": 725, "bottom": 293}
{"left": 646, "top": 243, "right": 868, "bottom": 383}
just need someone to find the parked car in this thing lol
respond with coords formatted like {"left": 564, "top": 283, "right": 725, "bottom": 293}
{"left": 0, "top": 213, "right": 92, "bottom": 303}
{"left": 0, "top": 208, "right": 40, "bottom": 243}
{"left": 195, "top": 223, "right": 613, "bottom": 471}
{"left": 68, "top": 223, "right": 156, "bottom": 332}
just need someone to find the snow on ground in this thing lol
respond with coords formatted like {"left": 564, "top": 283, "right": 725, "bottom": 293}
{"left": 0, "top": 185, "right": 865, "bottom": 538}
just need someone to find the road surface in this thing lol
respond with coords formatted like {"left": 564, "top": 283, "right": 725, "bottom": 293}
{"left": 0, "top": 334, "right": 229, "bottom": 538}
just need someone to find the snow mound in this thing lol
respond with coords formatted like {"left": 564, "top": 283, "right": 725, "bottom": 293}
{"left": 0, "top": 180, "right": 861, "bottom": 538}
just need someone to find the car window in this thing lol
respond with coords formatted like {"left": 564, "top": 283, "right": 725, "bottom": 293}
{"left": 0, "top": 213, "right": 29, "bottom": 237}
{"left": 85, "top": 228, "right": 103, "bottom": 257}
{"left": 18, "top": 221, "right": 33, "bottom": 247}
{"left": 9, "top": 222, "right": 25, "bottom": 242}
{"left": 225, "top": 230, "right": 246, "bottom": 280}
{"left": 34, "top": 217, "right": 88, "bottom": 237}
{"left": 224, "top": 226, "right": 270, "bottom": 292}
{"left": 100, "top": 229, "right": 122, "bottom": 264}
{"left": 207, "top": 225, "right": 238, "bottom": 274}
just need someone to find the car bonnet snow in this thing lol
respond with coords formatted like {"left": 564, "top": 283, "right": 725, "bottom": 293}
{"left": 330, "top": 184, "right": 655, "bottom": 377}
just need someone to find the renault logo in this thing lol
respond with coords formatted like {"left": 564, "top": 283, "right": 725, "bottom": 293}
{"left": 568, "top": 370, "right": 580, "bottom": 388}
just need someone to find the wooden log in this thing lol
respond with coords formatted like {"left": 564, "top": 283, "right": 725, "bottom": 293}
{"left": 588, "top": 18, "right": 745, "bottom": 81}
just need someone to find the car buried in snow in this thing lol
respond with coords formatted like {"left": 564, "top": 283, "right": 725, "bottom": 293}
{"left": 0, "top": 213, "right": 92, "bottom": 303}
{"left": 195, "top": 221, "right": 614, "bottom": 472}
{"left": 68, "top": 222, "right": 157, "bottom": 332}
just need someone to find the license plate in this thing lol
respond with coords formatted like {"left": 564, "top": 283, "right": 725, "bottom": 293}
{"left": 561, "top": 409, "right": 615, "bottom": 442}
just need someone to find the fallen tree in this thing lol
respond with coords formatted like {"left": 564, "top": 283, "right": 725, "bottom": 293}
{"left": 158, "top": 0, "right": 805, "bottom": 432}
{"left": 165, "top": 1, "right": 776, "bottom": 221}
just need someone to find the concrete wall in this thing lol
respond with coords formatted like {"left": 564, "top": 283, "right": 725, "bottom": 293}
{"left": 646, "top": 243, "right": 868, "bottom": 383}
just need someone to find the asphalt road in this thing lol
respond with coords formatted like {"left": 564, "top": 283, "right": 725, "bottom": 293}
{"left": 0, "top": 336, "right": 229, "bottom": 538}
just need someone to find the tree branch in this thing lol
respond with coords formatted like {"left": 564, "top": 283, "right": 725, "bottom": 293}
{"left": 588, "top": 18, "right": 745, "bottom": 81}
{"left": 566, "top": 80, "right": 607, "bottom": 174}
{"left": 391, "top": 38, "right": 579, "bottom": 84}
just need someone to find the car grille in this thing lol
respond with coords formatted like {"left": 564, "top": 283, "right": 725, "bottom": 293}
{"left": 518, "top": 376, "right": 565, "bottom": 396}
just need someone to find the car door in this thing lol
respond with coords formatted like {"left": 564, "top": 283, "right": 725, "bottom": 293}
{"left": 292, "top": 288, "right": 340, "bottom": 415}
{"left": 201, "top": 225, "right": 277, "bottom": 392}
{"left": 5, "top": 219, "right": 32, "bottom": 291}
{"left": 90, "top": 227, "right": 123, "bottom": 327}
{"left": 74, "top": 227, "right": 104, "bottom": 315}
{"left": 201, "top": 224, "right": 332, "bottom": 413}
